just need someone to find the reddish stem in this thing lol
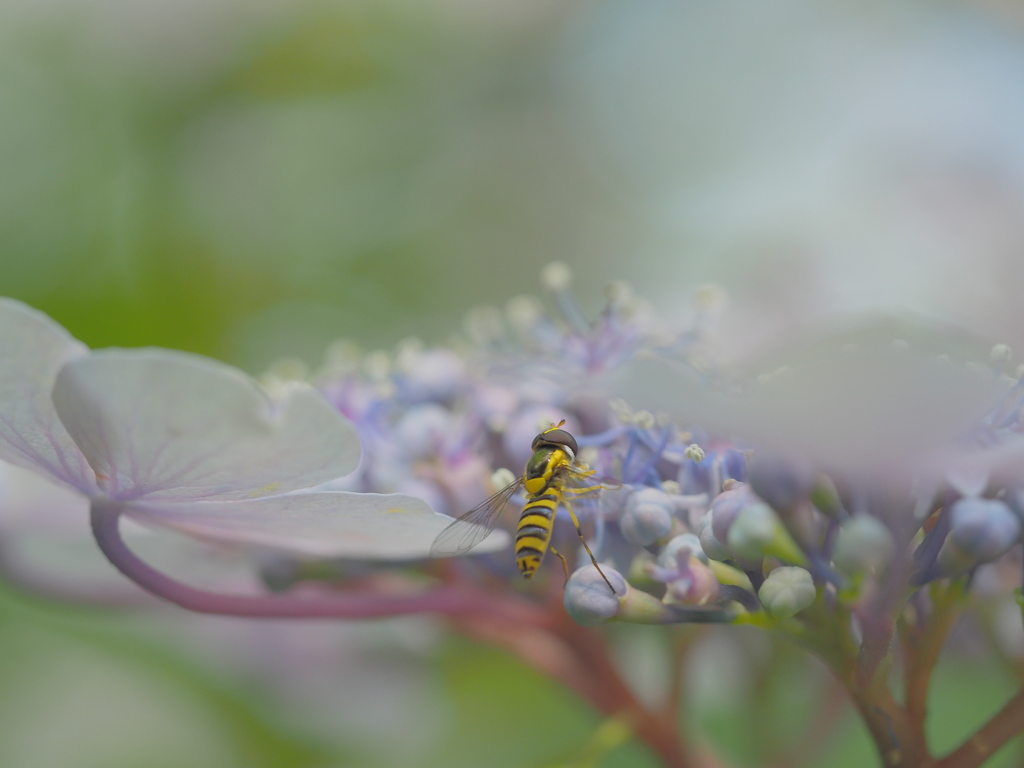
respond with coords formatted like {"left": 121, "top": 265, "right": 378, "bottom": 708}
{"left": 902, "top": 584, "right": 963, "bottom": 752}
{"left": 549, "top": 609, "right": 694, "bottom": 767}
{"left": 90, "top": 501, "right": 536, "bottom": 623}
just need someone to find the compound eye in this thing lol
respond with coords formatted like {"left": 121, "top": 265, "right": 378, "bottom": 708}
{"left": 541, "top": 429, "right": 578, "bottom": 457}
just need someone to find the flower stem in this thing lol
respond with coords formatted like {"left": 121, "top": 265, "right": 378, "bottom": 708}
{"left": 89, "top": 501, "right": 532, "bottom": 622}
{"left": 902, "top": 582, "right": 964, "bottom": 751}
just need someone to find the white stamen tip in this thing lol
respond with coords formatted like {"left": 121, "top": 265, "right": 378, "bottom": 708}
{"left": 633, "top": 410, "right": 656, "bottom": 430}
{"left": 684, "top": 444, "right": 705, "bottom": 463}
{"left": 506, "top": 295, "right": 544, "bottom": 330}
{"left": 661, "top": 480, "right": 682, "bottom": 495}
{"left": 541, "top": 261, "right": 573, "bottom": 291}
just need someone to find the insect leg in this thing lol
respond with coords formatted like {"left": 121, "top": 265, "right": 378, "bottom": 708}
{"left": 559, "top": 495, "right": 617, "bottom": 594}
{"left": 548, "top": 544, "right": 571, "bottom": 585}
{"left": 562, "top": 485, "right": 603, "bottom": 496}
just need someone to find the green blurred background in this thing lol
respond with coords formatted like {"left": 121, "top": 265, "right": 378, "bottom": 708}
{"left": 8, "top": 0, "right": 1024, "bottom": 369}
{"left": 3, "top": 0, "right": 1024, "bottom": 765}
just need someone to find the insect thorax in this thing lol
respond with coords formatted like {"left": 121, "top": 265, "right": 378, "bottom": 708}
{"left": 523, "top": 447, "right": 571, "bottom": 495}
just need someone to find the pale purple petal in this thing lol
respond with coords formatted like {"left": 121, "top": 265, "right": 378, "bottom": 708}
{"left": 52, "top": 349, "right": 361, "bottom": 501}
{"left": 0, "top": 299, "right": 96, "bottom": 493}
{"left": 0, "top": 459, "right": 88, "bottom": 532}
{"left": 126, "top": 492, "right": 511, "bottom": 560}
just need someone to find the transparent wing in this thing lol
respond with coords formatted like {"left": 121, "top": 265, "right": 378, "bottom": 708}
{"left": 561, "top": 462, "right": 621, "bottom": 493}
{"left": 430, "top": 477, "right": 525, "bottom": 557}
{"left": 558, "top": 463, "right": 621, "bottom": 517}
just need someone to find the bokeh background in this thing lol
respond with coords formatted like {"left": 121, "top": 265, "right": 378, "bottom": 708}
{"left": 2, "top": 0, "right": 1024, "bottom": 766}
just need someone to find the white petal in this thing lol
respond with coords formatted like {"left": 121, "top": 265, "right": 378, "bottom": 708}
{"left": 0, "top": 299, "right": 96, "bottom": 492}
{"left": 0, "top": 459, "right": 88, "bottom": 531}
{"left": 52, "top": 349, "right": 360, "bottom": 501}
{"left": 127, "top": 492, "right": 511, "bottom": 560}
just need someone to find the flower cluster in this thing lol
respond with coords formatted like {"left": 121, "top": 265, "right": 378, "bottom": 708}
{"left": 250, "top": 265, "right": 1024, "bottom": 642}
{"left": 4, "top": 268, "right": 1024, "bottom": 768}
{"left": 253, "top": 265, "right": 1024, "bottom": 764}
{"left": 0, "top": 297, "right": 508, "bottom": 612}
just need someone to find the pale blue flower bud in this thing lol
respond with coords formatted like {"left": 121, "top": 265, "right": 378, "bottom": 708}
{"left": 697, "top": 513, "right": 731, "bottom": 562}
{"left": 937, "top": 498, "right": 1021, "bottom": 574}
{"left": 658, "top": 533, "right": 707, "bottom": 567}
{"left": 709, "top": 487, "right": 753, "bottom": 542}
{"left": 832, "top": 515, "right": 895, "bottom": 576}
{"left": 620, "top": 487, "right": 674, "bottom": 546}
{"left": 758, "top": 566, "right": 816, "bottom": 619}
{"left": 564, "top": 565, "right": 628, "bottom": 626}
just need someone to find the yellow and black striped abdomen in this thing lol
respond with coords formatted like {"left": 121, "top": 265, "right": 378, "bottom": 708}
{"left": 515, "top": 490, "right": 560, "bottom": 579}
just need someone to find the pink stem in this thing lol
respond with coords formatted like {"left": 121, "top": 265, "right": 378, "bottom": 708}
{"left": 90, "top": 501, "right": 524, "bottom": 621}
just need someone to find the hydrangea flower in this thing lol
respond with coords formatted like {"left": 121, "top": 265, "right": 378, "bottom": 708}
{"left": 285, "top": 269, "right": 1024, "bottom": 768}
{"left": 8, "top": 267, "right": 1024, "bottom": 768}
{"left": 0, "top": 298, "right": 507, "bottom": 615}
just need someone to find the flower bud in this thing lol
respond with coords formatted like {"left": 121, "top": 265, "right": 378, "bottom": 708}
{"left": 726, "top": 501, "right": 804, "bottom": 564}
{"left": 658, "top": 533, "right": 707, "bottom": 568}
{"left": 563, "top": 565, "right": 628, "bottom": 625}
{"left": 697, "top": 513, "right": 731, "bottom": 562}
{"left": 809, "top": 474, "right": 843, "bottom": 519}
{"left": 621, "top": 488, "right": 674, "bottom": 546}
{"left": 727, "top": 501, "right": 776, "bottom": 558}
{"left": 663, "top": 557, "right": 721, "bottom": 606}
{"left": 758, "top": 566, "right": 816, "bottom": 619}
{"left": 709, "top": 486, "right": 753, "bottom": 542}
{"left": 832, "top": 515, "right": 895, "bottom": 577}
{"left": 937, "top": 498, "right": 1021, "bottom": 575}
{"left": 748, "top": 454, "right": 815, "bottom": 513}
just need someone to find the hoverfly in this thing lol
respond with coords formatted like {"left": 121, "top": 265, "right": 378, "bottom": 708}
{"left": 430, "top": 422, "right": 617, "bottom": 593}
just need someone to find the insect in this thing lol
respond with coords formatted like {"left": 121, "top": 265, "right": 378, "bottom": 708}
{"left": 430, "top": 421, "right": 617, "bottom": 593}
